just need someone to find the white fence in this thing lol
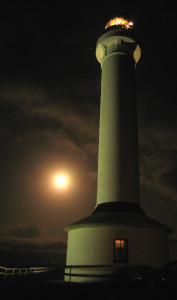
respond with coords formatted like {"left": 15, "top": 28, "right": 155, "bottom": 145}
{"left": 0, "top": 265, "right": 56, "bottom": 277}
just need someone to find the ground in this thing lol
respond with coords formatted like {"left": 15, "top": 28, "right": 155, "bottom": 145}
{"left": 0, "top": 271, "right": 177, "bottom": 300}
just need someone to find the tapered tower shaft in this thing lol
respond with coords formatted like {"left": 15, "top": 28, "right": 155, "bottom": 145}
{"left": 96, "top": 30, "right": 141, "bottom": 205}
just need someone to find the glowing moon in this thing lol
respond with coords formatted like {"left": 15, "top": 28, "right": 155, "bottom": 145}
{"left": 53, "top": 174, "right": 68, "bottom": 188}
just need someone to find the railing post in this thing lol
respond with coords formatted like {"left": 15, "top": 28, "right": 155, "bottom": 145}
{"left": 69, "top": 265, "right": 72, "bottom": 282}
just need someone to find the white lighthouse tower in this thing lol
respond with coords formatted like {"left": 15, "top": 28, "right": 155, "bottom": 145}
{"left": 64, "top": 15, "right": 172, "bottom": 282}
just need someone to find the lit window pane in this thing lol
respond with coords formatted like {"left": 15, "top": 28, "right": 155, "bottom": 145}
{"left": 114, "top": 239, "right": 128, "bottom": 263}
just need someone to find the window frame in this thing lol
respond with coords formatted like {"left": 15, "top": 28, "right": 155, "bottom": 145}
{"left": 114, "top": 239, "right": 128, "bottom": 263}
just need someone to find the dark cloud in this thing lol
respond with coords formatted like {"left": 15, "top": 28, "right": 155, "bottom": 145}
{"left": 87, "top": 171, "right": 98, "bottom": 181}
{"left": 0, "top": 83, "right": 99, "bottom": 160}
{"left": 139, "top": 120, "right": 177, "bottom": 238}
{"left": 139, "top": 119, "right": 177, "bottom": 204}
{"left": 10, "top": 224, "right": 46, "bottom": 239}
{"left": 0, "top": 225, "right": 67, "bottom": 266}
{"left": 159, "top": 167, "right": 177, "bottom": 197}
{"left": 0, "top": 82, "right": 99, "bottom": 220}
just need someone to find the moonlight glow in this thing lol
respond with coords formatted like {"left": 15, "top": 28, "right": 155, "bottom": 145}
{"left": 53, "top": 174, "right": 69, "bottom": 188}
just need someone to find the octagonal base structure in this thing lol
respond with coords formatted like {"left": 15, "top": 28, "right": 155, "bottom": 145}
{"left": 64, "top": 203, "right": 172, "bottom": 283}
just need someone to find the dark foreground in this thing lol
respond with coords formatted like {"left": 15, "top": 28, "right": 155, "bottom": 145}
{"left": 0, "top": 270, "right": 177, "bottom": 300}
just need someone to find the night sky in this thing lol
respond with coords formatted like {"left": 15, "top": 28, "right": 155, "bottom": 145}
{"left": 0, "top": 1, "right": 177, "bottom": 266}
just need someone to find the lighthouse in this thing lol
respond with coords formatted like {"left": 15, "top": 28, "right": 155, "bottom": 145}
{"left": 64, "top": 15, "right": 172, "bottom": 282}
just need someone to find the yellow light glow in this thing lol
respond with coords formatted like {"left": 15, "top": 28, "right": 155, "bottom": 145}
{"left": 53, "top": 174, "right": 68, "bottom": 188}
{"left": 115, "top": 240, "right": 125, "bottom": 248}
{"left": 105, "top": 17, "right": 134, "bottom": 30}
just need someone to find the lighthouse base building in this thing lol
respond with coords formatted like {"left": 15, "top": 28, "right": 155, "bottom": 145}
{"left": 65, "top": 203, "right": 171, "bottom": 282}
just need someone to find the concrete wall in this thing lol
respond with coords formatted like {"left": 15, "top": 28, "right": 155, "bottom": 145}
{"left": 65, "top": 225, "right": 169, "bottom": 282}
{"left": 96, "top": 53, "right": 140, "bottom": 205}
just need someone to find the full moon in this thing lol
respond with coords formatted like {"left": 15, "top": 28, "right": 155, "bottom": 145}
{"left": 53, "top": 174, "right": 68, "bottom": 188}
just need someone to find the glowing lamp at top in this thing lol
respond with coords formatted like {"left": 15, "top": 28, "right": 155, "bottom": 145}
{"left": 105, "top": 17, "right": 134, "bottom": 30}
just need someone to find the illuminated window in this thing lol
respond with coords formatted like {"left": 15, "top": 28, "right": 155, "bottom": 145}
{"left": 114, "top": 239, "right": 128, "bottom": 263}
